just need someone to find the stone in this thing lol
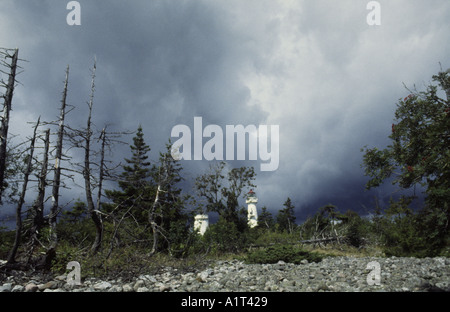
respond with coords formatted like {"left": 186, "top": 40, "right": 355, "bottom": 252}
{"left": 197, "top": 271, "right": 209, "bottom": 282}
{"left": 159, "top": 285, "right": 171, "bottom": 292}
{"left": 93, "top": 281, "right": 112, "bottom": 291}
{"left": 38, "top": 281, "right": 58, "bottom": 291}
{"left": 12, "top": 285, "right": 24, "bottom": 292}
{"left": 435, "top": 282, "right": 450, "bottom": 291}
{"left": 1, "top": 255, "right": 449, "bottom": 293}
{"left": 108, "top": 285, "right": 123, "bottom": 292}
{"left": 122, "top": 283, "right": 134, "bottom": 292}
{"left": 25, "top": 283, "right": 39, "bottom": 292}
{"left": 0, "top": 283, "right": 12, "bottom": 292}
{"left": 133, "top": 280, "right": 145, "bottom": 291}
{"left": 55, "top": 274, "right": 67, "bottom": 281}
{"left": 139, "top": 274, "right": 157, "bottom": 283}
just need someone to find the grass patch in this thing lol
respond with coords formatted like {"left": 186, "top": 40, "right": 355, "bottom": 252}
{"left": 301, "top": 244, "right": 385, "bottom": 258}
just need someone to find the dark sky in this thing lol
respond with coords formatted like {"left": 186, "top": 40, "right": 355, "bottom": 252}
{"left": 1, "top": 0, "right": 449, "bottom": 224}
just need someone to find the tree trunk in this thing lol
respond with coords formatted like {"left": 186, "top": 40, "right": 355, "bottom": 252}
{"left": 149, "top": 185, "right": 161, "bottom": 256}
{"left": 49, "top": 65, "right": 69, "bottom": 251}
{"left": 0, "top": 48, "right": 18, "bottom": 202}
{"left": 7, "top": 117, "right": 40, "bottom": 263}
{"left": 27, "top": 128, "right": 50, "bottom": 263}
{"left": 34, "top": 128, "right": 50, "bottom": 232}
{"left": 96, "top": 127, "right": 106, "bottom": 212}
{"left": 84, "top": 60, "right": 102, "bottom": 254}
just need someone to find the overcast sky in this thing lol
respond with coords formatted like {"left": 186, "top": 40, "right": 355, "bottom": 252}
{"left": 1, "top": 0, "right": 449, "bottom": 223}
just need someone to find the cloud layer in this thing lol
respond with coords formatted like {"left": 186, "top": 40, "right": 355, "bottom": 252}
{"left": 1, "top": 0, "right": 449, "bottom": 221}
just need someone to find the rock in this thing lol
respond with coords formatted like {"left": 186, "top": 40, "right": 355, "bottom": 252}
{"left": 38, "top": 281, "right": 58, "bottom": 291}
{"left": 2, "top": 255, "right": 449, "bottom": 293}
{"left": 122, "top": 283, "right": 134, "bottom": 292}
{"left": 55, "top": 274, "right": 67, "bottom": 281}
{"left": 435, "top": 282, "right": 450, "bottom": 292}
{"left": 0, "top": 283, "right": 12, "bottom": 292}
{"left": 133, "top": 280, "right": 145, "bottom": 291}
{"left": 159, "top": 285, "right": 171, "bottom": 292}
{"left": 197, "top": 271, "right": 209, "bottom": 282}
{"left": 12, "top": 285, "right": 24, "bottom": 292}
{"left": 317, "top": 283, "right": 330, "bottom": 291}
{"left": 108, "top": 285, "right": 123, "bottom": 292}
{"left": 139, "top": 275, "right": 157, "bottom": 283}
{"left": 93, "top": 281, "right": 112, "bottom": 291}
{"left": 25, "top": 283, "right": 39, "bottom": 292}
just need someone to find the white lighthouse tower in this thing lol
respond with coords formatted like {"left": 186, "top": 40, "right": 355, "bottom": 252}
{"left": 246, "top": 189, "right": 258, "bottom": 228}
{"left": 194, "top": 214, "right": 209, "bottom": 235}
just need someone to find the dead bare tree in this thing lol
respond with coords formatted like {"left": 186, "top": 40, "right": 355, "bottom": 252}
{"left": 48, "top": 65, "right": 70, "bottom": 257}
{"left": 65, "top": 60, "right": 128, "bottom": 254}
{"left": 26, "top": 128, "right": 51, "bottom": 262}
{"left": 0, "top": 48, "right": 19, "bottom": 202}
{"left": 96, "top": 128, "right": 106, "bottom": 213}
{"left": 7, "top": 117, "right": 40, "bottom": 263}
{"left": 82, "top": 59, "right": 103, "bottom": 254}
{"left": 148, "top": 184, "right": 162, "bottom": 256}
{"left": 148, "top": 142, "right": 184, "bottom": 257}
{"left": 92, "top": 127, "right": 136, "bottom": 258}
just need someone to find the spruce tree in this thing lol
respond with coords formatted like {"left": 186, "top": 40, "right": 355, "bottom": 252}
{"left": 277, "top": 197, "right": 296, "bottom": 234}
{"left": 105, "top": 125, "right": 154, "bottom": 227}
{"left": 259, "top": 206, "right": 275, "bottom": 230}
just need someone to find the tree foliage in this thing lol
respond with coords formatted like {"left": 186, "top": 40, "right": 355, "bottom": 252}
{"left": 362, "top": 69, "right": 450, "bottom": 256}
{"left": 276, "top": 198, "right": 296, "bottom": 234}
{"left": 195, "top": 161, "right": 256, "bottom": 229}
{"left": 105, "top": 125, "right": 154, "bottom": 226}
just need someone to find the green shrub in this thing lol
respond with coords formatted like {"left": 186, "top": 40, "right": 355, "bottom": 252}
{"left": 245, "top": 244, "right": 323, "bottom": 264}
{"left": 253, "top": 230, "right": 298, "bottom": 246}
{"left": 202, "top": 217, "right": 250, "bottom": 254}
{"left": 0, "top": 228, "right": 14, "bottom": 259}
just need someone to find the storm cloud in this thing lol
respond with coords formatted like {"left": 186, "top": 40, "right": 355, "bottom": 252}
{"left": 1, "top": 0, "right": 449, "bottom": 223}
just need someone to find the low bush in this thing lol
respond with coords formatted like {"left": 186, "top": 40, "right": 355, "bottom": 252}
{"left": 245, "top": 244, "right": 323, "bottom": 264}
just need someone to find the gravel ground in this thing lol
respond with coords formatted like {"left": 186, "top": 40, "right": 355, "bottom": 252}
{"left": 1, "top": 256, "right": 449, "bottom": 292}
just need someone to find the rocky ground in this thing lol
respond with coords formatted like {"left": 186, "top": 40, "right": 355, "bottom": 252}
{"left": 1, "top": 256, "right": 449, "bottom": 292}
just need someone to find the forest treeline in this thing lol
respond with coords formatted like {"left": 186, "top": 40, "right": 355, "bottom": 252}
{"left": 0, "top": 48, "right": 448, "bottom": 276}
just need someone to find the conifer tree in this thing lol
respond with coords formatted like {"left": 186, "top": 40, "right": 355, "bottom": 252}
{"left": 276, "top": 197, "right": 296, "bottom": 234}
{"left": 258, "top": 206, "right": 275, "bottom": 230}
{"left": 105, "top": 125, "right": 154, "bottom": 229}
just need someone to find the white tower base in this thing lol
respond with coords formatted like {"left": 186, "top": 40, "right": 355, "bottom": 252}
{"left": 246, "top": 191, "right": 258, "bottom": 228}
{"left": 194, "top": 214, "right": 209, "bottom": 235}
